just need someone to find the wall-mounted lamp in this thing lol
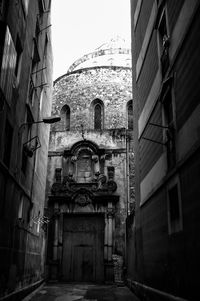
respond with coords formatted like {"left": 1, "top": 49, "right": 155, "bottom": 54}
{"left": 19, "top": 116, "right": 61, "bottom": 157}
{"left": 19, "top": 116, "right": 61, "bottom": 132}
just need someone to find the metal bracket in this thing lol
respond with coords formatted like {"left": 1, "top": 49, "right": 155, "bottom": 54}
{"left": 141, "top": 136, "right": 166, "bottom": 146}
{"left": 141, "top": 123, "right": 173, "bottom": 146}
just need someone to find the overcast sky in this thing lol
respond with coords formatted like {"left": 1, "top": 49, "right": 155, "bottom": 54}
{"left": 51, "top": 0, "right": 131, "bottom": 80}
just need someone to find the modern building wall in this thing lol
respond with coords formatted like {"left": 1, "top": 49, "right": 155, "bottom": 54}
{"left": 0, "top": 0, "right": 53, "bottom": 298}
{"left": 128, "top": 0, "right": 200, "bottom": 300}
{"left": 45, "top": 44, "right": 134, "bottom": 283}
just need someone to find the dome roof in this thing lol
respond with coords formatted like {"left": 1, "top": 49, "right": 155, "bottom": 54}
{"left": 67, "top": 36, "right": 131, "bottom": 73}
{"left": 95, "top": 36, "right": 130, "bottom": 50}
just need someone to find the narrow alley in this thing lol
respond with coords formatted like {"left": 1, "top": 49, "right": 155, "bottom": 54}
{"left": 0, "top": 1, "right": 200, "bottom": 301}
{"left": 23, "top": 284, "right": 140, "bottom": 301}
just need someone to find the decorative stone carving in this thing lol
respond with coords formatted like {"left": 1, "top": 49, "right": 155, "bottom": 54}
{"left": 74, "top": 193, "right": 92, "bottom": 207}
{"left": 51, "top": 167, "right": 117, "bottom": 196}
{"left": 63, "top": 173, "right": 75, "bottom": 184}
{"left": 92, "top": 172, "right": 117, "bottom": 193}
{"left": 107, "top": 180, "right": 117, "bottom": 192}
{"left": 92, "top": 154, "right": 98, "bottom": 162}
{"left": 100, "top": 154, "right": 106, "bottom": 161}
{"left": 106, "top": 207, "right": 115, "bottom": 218}
{"left": 71, "top": 156, "right": 77, "bottom": 163}
{"left": 51, "top": 182, "right": 63, "bottom": 194}
{"left": 107, "top": 166, "right": 115, "bottom": 180}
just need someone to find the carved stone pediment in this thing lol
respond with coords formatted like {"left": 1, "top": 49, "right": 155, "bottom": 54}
{"left": 51, "top": 171, "right": 117, "bottom": 196}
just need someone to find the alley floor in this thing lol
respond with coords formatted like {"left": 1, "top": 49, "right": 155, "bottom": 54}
{"left": 22, "top": 283, "right": 141, "bottom": 301}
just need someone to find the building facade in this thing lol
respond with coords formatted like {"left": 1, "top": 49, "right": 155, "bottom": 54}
{"left": 45, "top": 39, "right": 134, "bottom": 283}
{"left": 0, "top": 0, "right": 53, "bottom": 298}
{"left": 128, "top": 0, "right": 200, "bottom": 300}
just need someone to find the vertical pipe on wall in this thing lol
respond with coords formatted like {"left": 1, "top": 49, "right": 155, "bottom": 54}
{"left": 104, "top": 213, "right": 108, "bottom": 261}
{"left": 107, "top": 201, "right": 113, "bottom": 261}
{"left": 53, "top": 202, "right": 59, "bottom": 261}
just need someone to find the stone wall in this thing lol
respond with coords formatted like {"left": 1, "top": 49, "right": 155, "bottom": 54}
{"left": 52, "top": 66, "right": 132, "bottom": 131}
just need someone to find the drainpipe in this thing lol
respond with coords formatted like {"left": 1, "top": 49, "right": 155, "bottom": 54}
{"left": 126, "top": 133, "right": 130, "bottom": 216}
{"left": 124, "top": 131, "right": 130, "bottom": 274}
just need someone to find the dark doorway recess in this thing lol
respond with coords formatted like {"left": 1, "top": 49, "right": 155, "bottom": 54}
{"left": 62, "top": 214, "right": 104, "bottom": 282}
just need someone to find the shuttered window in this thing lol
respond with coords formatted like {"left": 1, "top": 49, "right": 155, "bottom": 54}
{"left": 0, "top": 26, "right": 17, "bottom": 105}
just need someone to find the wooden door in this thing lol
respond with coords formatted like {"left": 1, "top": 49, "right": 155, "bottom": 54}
{"left": 62, "top": 214, "right": 104, "bottom": 282}
{"left": 73, "top": 245, "right": 93, "bottom": 281}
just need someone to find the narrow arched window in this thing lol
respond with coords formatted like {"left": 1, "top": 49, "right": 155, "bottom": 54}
{"left": 65, "top": 106, "right": 70, "bottom": 130}
{"left": 61, "top": 105, "right": 70, "bottom": 131}
{"left": 128, "top": 100, "right": 133, "bottom": 130}
{"left": 94, "top": 103, "right": 102, "bottom": 130}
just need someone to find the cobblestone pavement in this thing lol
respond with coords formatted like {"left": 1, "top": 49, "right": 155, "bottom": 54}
{"left": 23, "top": 283, "right": 141, "bottom": 301}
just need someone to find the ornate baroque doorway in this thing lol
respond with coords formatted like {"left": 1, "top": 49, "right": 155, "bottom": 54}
{"left": 47, "top": 141, "right": 119, "bottom": 282}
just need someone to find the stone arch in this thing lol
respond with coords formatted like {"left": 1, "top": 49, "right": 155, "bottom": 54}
{"left": 71, "top": 140, "right": 99, "bottom": 155}
{"left": 60, "top": 104, "right": 70, "bottom": 131}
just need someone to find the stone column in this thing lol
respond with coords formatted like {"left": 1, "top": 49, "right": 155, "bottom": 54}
{"left": 105, "top": 202, "right": 115, "bottom": 282}
{"left": 104, "top": 214, "right": 108, "bottom": 261}
{"left": 92, "top": 155, "right": 99, "bottom": 174}
{"left": 70, "top": 156, "right": 77, "bottom": 175}
{"left": 107, "top": 202, "right": 113, "bottom": 261}
{"left": 53, "top": 203, "right": 59, "bottom": 261}
{"left": 58, "top": 213, "right": 63, "bottom": 260}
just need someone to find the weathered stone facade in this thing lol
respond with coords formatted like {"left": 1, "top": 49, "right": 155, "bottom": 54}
{"left": 46, "top": 41, "right": 134, "bottom": 283}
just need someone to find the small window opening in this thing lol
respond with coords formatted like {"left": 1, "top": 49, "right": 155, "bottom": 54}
{"left": 94, "top": 103, "right": 102, "bottom": 130}
{"left": 168, "top": 182, "right": 182, "bottom": 234}
{"left": 128, "top": 101, "right": 133, "bottom": 130}
{"left": 18, "top": 196, "right": 24, "bottom": 219}
{"left": 61, "top": 105, "right": 70, "bottom": 131}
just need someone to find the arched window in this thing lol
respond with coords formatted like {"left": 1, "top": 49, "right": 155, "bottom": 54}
{"left": 127, "top": 100, "right": 133, "bottom": 130}
{"left": 94, "top": 103, "right": 102, "bottom": 130}
{"left": 61, "top": 105, "right": 70, "bottom": 131}
{"left": 91, "top": 99, "right": 104, "bottom": 130}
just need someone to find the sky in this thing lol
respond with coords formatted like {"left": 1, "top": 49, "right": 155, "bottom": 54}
{"left": 51, "top": 0, "right": 131, "bottom": 80}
